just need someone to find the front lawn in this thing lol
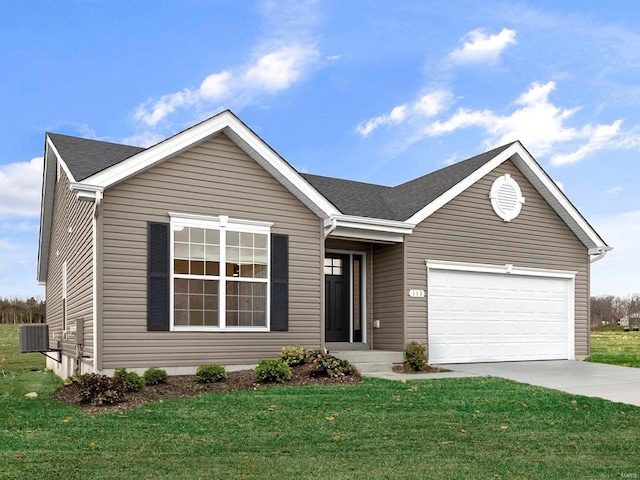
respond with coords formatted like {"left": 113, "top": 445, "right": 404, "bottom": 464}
{"left": 586, "top": 330, "right": 640, "bottom": 368}
{"left": 2, "top": 324, "right": 640, "bottom": 479}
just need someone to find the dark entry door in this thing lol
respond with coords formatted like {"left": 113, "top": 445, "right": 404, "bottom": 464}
{"left": 325, "top": 253, "right": 350, "bottom": 342}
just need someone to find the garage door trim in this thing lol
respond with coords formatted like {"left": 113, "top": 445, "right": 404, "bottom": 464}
{"left": 426, "top": 260, "right": 576, "bottom": 362}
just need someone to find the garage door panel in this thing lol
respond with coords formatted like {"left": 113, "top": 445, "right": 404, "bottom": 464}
{"left": 428, "top": 269, "right": 571, "bottom": 364}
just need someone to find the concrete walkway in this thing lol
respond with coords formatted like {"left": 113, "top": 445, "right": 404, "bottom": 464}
{"left": 436, "top": 360, "right": 640, "bottom": 407}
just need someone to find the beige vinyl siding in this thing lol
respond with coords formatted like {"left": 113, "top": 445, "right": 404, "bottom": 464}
{"left": 372, "top": 242, "right": 405, "bottom": 350}
{"left": 45, "top": 168, "right": 94, "bottom": 361}
{"left": 405, "top": 160, "right": 590, "bottom": 355}
{"left": 100, "top": 133, "right": 322, "bottom": 369}
{"left": 325, "top": 238, "right": 374, "bottom": 344}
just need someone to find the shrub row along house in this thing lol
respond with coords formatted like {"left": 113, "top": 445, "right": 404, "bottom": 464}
{"left": 37, "top": 110, "right": 611, "bottom": 378}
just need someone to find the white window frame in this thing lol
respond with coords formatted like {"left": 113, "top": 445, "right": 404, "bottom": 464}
{"left": 169, "top": 212, "right": 272, "bottom": 332}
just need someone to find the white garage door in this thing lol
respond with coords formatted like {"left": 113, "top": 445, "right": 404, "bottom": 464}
{"left": 428, "top": 267, "right": 573, "bottom": 364}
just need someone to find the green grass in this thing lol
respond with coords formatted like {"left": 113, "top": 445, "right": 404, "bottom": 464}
{"left": 586, "top": 330, "right": 640, "bottom": 367}
{"left": 2, "top": 324, "right": 640, "bottom": 479}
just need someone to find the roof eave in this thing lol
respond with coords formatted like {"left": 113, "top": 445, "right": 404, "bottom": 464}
{"left": 405, "top": 141, "right": 609, "bottom": 251}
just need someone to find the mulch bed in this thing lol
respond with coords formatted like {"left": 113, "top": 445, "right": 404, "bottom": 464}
{"left": 52, "top": 365, "right": 362, "bottom": 415}
{"left": 392, "top": 363, "right": 450, "bottom": 374}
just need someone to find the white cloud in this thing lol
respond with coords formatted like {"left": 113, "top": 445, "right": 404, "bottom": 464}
{"left": 605, "top": 186, "right": 623, "bottom": 195}
{"left": 1, "top": 221, "right": 39, "bottom": 233}
{"left": 0, "top": 158, "right": 42, "bottom": 218}
{"left": 120, "top": 131, "right": 165, "bottom": 148}
{"left": 591, "top": 210, "right": 640, "bottom": 296}
{"left": 244, "top": 45, "right": 319, "bottom": 92}
{"left": 326, "top": 54, "right": 342, "bottom": 61}
{"left": 421, "top": 81, "right": 630, "bottom": 163}
{"left": 134, "top": 44, "right": 320, "bottom": 127}
{"left": 357, "top": 90, "right": 453, "bottom": 137}
{"left": 449, "top": 28, "right": 517, "bottom": 65}
{"left": 549, "top": 120, "right": 623, "bottom": 165}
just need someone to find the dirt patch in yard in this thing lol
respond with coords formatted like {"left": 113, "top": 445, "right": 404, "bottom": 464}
{"left": 392, "top": 363, "right": 450, "bottom": 374}
{"left": 52, "top": 365, "right": 362, "bottom": 415}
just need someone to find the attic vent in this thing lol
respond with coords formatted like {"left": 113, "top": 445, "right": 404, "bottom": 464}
{"left": 490, "top": 174, "right": 525, "bottom": 221}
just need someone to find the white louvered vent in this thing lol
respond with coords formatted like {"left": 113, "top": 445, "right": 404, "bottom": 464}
{"left": 490, "top": 174, "right": 525, "bottom": 221}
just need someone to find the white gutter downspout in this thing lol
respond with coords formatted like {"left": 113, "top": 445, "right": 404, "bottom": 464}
{"left": 589, "top": 247, "right": 612, "bottom": 263}
{"left": 89, "top": 191, "right": 102, "bottom": 372}
{"left": 324, "top": 217, "right": 338, "bottom": 237}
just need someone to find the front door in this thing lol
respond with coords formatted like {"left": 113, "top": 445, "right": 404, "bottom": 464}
{"left": 325, "top": 253, "right": 350, "bottom": 342}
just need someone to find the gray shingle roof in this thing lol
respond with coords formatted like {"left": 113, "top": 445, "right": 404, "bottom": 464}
{"left": 302, "top": 142, "right": 514, "bottom": 221}
{"left": 48, "top": 133, "right": 145, "bottom": 181}
{"left": 48, "top": 131, "right": 514, "bottom": 222}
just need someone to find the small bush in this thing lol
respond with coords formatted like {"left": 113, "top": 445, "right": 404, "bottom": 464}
{"left": 143, "top": 367, "right": 168, "bottom": 385}
{"left": 307, "top": 352, "right": 353, "bottom": 378}
{"left": 404, "top": 341, "right": 427, "bottom": 371}
{"left": 254, "top": 359, "right": 292, "bottom": 383}
{"left": 195, "top": 364, "right": 227, "bottom": 384}
{"left": 77, "top": 373, "right": 124, "bottom": 406}
{"left": 279, "top": 345, "right": 306, "bottom": 366}
{"left": 113, "top": 368, "right": 145, "bottom": 392}
{"left": 304, "top": 349, "right": 324, "bottom": 364}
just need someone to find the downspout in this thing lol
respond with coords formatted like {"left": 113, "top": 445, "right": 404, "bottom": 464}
{"left": 89, "top": 191, "right": 102, "bottom": 372}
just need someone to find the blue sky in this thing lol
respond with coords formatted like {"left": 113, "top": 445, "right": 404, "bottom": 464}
{"left": 1, "top": 0, "right": 638, "bottom": 299}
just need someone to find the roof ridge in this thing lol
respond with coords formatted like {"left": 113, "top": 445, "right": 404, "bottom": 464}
{"left": 47, "top": 132, "right": 142, "bottom": 149}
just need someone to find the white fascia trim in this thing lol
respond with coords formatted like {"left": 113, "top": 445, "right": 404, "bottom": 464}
{"left": 331, "top": 227, "right": 405, "bottom": 243}
{"left": 509, "top": 145, "right": 608, "bottom": 249}
{"left": 426, "top": 259, "right": 578, "bottom": 279}
{"left": 46, "top": 136, "right": 76, "bottom": 183}
{"left": 407, "top": 144, "right": 520, "bottom": 225}
{"left": 327, "top": 215, "right": 415, "bottom": 234}
{"left": 70, "top": 183, "right": 104, "bottom": 202}
{"left": 81, "top": 111, "right": 340, "bottom": 219}
{"left": 406, "top": 142, "right": 608, "bottom": 250}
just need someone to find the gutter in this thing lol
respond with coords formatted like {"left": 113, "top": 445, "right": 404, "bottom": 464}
{"left": 589, "top": 246, "right": 613, "bottom": 264}
{"left": 324, "top": 217, "right": 338, "bottom": 237}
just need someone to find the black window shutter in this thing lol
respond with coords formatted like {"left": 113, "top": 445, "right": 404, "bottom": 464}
{"left": 148, "top": 222, "right": 170, "bottom": 331}
{"left": 270, "top": 234, "right": 289, "bottom": 331}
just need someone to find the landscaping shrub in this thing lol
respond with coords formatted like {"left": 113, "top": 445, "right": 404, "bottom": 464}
{"left": 404, "top": 341, "right": 427, "bottom": 371}
{"left": 254, "top": 359, "right": 292, "bottom": 383}
{"left": 195, "top": 364, "right": 227, "bottom": 384}
{"left": 143, "top": 367, "right": 168, "bottom": 385}
{"left": 77, "top": 373, "right": 125, "bottom": 406}
{"left": 113, "top": 368, "right": 145, "bottom": 392}
{"left": 279, "top": 345, "right": 306, "bottom": 366}
{"left": 307, "top": 351, "right": 353, "bottom": 377}
{"left": 304, "top": 349, "right": 324, "bottom": 364}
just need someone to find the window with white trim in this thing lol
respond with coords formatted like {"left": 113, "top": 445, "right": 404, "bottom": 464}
{"left": 170, "top": 213, "right": 271, "bottom": 331}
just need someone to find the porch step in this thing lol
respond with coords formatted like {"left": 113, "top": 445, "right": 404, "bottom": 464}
{"left": 351, "top": 362, "right": 395, "bottom": 373}
{"left": 331, "top": 350, "right": 403, "bottom": 364}
{"left": 325, "top": 342, "right": 370, "bottom": 351}
{"left": 332, "top": 350, "right": 403, "bottom": 373}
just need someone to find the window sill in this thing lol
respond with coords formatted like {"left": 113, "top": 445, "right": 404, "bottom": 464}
{"left": 171, "top": 326, "right": 270, "bottom": 333}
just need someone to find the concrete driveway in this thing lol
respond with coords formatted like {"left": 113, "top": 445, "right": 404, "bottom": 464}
{"left": 438, "top": 360, "right": 640, "bottom": 407}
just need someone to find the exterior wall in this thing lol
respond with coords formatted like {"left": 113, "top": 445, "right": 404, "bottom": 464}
{"left": 325, "top": 238, "right": 374, "bottom": 345}
{"left": 99, "top": 133, "right": 322, "bottom": 370}
{"left": 405, "top": 160, "right": 590, "bottom": 355}
{"left": 372, "top": 242, "right": 405, "bottom": 350}
{"left": 45, "top": 165, "right": 94, "bottom": 376}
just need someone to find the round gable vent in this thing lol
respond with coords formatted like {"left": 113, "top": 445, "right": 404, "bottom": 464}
{"left": 490, "top": 174, "right": 525, "bottom": 222}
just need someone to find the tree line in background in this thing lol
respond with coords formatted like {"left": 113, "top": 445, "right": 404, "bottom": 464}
{"left": 1, "top": 294, "right": 638, "bottom": 328}
{"left": 0, "top": 297, "right": 46, "bottom": 324}
{"left": 591, "top": 293, "right": 640, "bottom": 328}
